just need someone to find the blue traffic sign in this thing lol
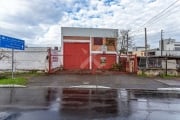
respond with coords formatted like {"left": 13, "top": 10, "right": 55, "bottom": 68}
{"left": 0, "top": 35, "right": 25, "bottom": 50}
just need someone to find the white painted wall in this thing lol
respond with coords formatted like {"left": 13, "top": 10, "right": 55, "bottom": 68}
{"left": 164, "top": 43, "right": 175, "bottom": 51}
{"left": 162, "top": 60, "right": 177, "bottom": 69}
{"left": 0, "top": 47, "right": 62, "bottom": 72}
{"left": 61, "top": 27, "right": 118, "bottom": 38}
{"left": 159, "top": 39, "right": 180, "bottom": 51}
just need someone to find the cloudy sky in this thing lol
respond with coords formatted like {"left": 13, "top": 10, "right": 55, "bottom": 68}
{"left": 0, "top": 0, "right": 179, "bottom": 48}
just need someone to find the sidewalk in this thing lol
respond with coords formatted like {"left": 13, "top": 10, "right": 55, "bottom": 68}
{"left": 156, "top": 79, "right": 180, "bottom": 87}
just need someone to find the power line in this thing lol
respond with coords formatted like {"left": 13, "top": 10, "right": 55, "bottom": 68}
{"left": 131, "top": 0, "right": 180, "bottom": 33}
{"left": 141, "top": 0, "right": 179, "bottom": 27}
{"left": 131, "top": 25, "right": 180, "bottom": 39}
{"left": 165, "top": 32, "right": 180, "bottom": 35}
{"left": 144, "top": 5, "right": 180, "bottom": 27}
{"left": 132, "top": 30, "right": 162, "bottom": 37}
{"left": 165, "top": 28, "right": 180, "bottom": 33}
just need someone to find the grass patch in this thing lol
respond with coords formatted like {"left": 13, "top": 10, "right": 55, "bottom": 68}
{"left": 137, "top": 71, "right": 149, "bottom": 77}
{"left": 1, "top": 71, "right": 45, "bottom": 79}
{"left": 159, "top": 74, "right": 178, "bottom": 79}
{"left": 0, "top": 71, "right": 45, "bottom": 85}
{"left": 138, "top": 74, "right": 148, "bottom": 77}
{"left": 0, "top": 77, "right": 27, "bottom": 85}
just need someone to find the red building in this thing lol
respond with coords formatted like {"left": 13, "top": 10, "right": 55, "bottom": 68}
{"left": 62, "top": 27, "right": 118, "bottom": 71}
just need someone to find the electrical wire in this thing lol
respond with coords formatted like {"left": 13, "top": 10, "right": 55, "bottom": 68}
{"left": 140, "top": 0, "right": 179, "bottom": 27}
{"left": 131, "top": 0, "right": 180, "bottom": 34}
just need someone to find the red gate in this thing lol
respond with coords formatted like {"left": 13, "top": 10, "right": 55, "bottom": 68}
{"left": 119, "top": 55, "right": 137, "bottom": 73}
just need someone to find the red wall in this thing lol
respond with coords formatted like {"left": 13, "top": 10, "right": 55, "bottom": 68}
{"left": 64, "top": 43, "right": 90, "bottom": 70}
{"left": 92, "top": 54, "right": 116, "bottom": 70}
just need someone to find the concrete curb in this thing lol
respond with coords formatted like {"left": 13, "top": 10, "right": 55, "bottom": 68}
{"left": 157, "top": 88, "right": 180, "bottom": 91}
{"left": 156, "top": 79, "right": 180, "bottom": 87}
{"left": 0, "top": 84, "right": 26, "bottom": 88}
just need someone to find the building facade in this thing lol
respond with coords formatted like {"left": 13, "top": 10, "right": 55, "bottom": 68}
{"left": 159, "top": 38, "right": 180, "bottom": 51}
{"left": 147, "top": 38, "right": 180, "bottom": 56}
{"left": 62, "top": 27, "right": 118, "bottom": 70}
{"left": 132, "top": 45, "right": 150, "bottom": 57}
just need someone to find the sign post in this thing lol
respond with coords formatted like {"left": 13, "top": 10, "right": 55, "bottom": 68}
{"left": 0, "top": 35, "right": 25, "bottom": 79}
{"left": 12, "top": 49, "right": 14, "bottom": 79}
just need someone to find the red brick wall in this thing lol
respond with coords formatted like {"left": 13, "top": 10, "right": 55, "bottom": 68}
{"left": 92, "top": 54, "right": 116, "bottom": 70}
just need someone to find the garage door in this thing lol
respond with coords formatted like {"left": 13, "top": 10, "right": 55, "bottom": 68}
{"left": 64, "top": 43, "right": 90, "bottom": 70}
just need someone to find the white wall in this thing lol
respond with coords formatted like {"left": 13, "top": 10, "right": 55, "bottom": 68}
{"left": 0, "top": 47, "right": 62, "bottom": 72}
{"left": 62, "top": 27, "right": 118, "bottom": 38}
{"left": 160, "top": 39, "right": 178, "bottom": 51}
{"left": 162, "top": 60, "right": 177, "bottom": 69}
{"left": 164, "top": 43, "right": 174, "bottom": 50}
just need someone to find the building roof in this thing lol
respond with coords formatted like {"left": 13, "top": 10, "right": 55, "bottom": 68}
{"left": 61, "top": 27, "right": 118, "bottom": 38}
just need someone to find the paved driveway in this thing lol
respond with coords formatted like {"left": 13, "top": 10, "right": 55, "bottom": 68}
{"left": 28, "top": 74, "right": 168, "bottom": 90}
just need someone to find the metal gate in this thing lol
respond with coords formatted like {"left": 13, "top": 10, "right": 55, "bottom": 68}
{"left": 63, "top": 43, "right": 90, "bottom": 70}
{"left": 119, "top": 55, "right": 138, "bottom": 73}
{"left": 47, "top": 48, "right": 62, "bottom": 73}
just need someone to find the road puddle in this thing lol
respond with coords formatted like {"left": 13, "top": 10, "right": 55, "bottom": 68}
{"left": 0, "top": 87, "right": 180, "bottom": 120}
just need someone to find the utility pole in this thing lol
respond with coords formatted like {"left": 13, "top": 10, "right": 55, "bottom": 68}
{"left": 12, "top": 49, "right": 14, "bottom": 79}
{"left": 161, "top": 30, "right": 163, "bottom": 56}
{"left": 126, "top": 32, "right": 128, "bottom": 55}
{"left": 145, "top": 28, "right": 148, "bottom": 69}
{"left": 165, "top": 54, "right": 167, "bottom": 76}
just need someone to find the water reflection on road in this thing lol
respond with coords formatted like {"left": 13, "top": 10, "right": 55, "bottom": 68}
{"left": 0, "top": 87, "right": 180, "bottom": 120}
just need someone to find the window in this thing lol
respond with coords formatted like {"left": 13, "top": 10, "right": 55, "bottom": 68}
{"left": 94, "top": 37, "right": 103, "bottom": 45}
{"left": 175, "top": 47, "right": 180, "bottom": 51}
{"left": 106, "top": 38, "right": 116, "bottom": 46}
{"left": 174, "top": 44, "right": 180, "bottom": 46}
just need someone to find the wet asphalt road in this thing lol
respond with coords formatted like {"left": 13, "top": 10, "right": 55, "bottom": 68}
{"left": 0, "top": 87, "right": 180, "bottom": 120}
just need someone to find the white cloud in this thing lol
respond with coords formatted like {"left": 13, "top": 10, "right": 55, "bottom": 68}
{"left": 0, "top": 0, "right": 179, "bottom": 48}
{"left": 37, "top": 25, "right": 61, "bottom": 46}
